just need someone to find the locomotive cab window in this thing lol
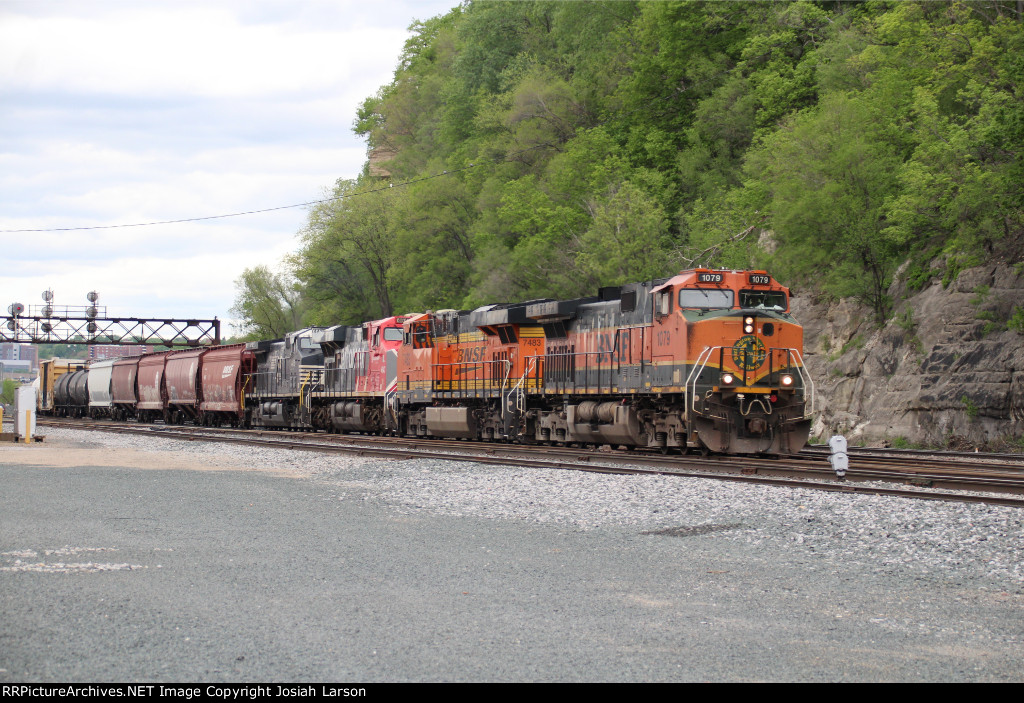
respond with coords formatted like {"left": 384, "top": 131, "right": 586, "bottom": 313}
{"left": 739, "top": 290, "right": 787, "bottom": 311}
{"left": 383, "top": 327, "right": 403, "bottom": 342}
{"left": 678, "top": 288, "right": 734, "bottom": 309}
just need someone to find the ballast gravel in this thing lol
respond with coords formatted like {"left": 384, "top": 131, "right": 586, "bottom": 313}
{"left": 30, "top": 427, "right": 1024, "bottom": 592}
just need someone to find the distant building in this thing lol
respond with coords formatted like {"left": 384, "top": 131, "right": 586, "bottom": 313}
{"left": 88, "top": 344, "right": 153, "bottom": 360}
{"left": 0, "top": 343, "right": 38, "bottom": 370}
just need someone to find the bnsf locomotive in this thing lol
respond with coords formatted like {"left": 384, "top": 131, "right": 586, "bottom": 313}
{"left": 43, "top": 269, "right": 814, "bottom": 454}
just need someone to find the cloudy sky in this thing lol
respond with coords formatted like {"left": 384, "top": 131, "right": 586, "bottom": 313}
{"left": 1, "top": 0, "right": 457, "bottom": 334}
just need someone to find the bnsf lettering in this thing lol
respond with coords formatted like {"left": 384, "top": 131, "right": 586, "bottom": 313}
{"left": 455, "top": 347, "right": 487, "bottom": 363}
{"left": 593, "top": 331, "right": 633, "bottom": 364}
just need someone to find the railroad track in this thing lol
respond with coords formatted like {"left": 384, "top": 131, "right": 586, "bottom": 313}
{"left": 34, "top": 417, "right": 1024, "bottom": 508}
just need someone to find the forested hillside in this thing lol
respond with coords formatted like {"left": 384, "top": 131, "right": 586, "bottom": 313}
{"left": 232, "top": 0, "right": 1023, "bottom": 338}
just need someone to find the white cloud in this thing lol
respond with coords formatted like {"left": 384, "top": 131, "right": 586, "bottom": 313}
{"left": 0, "top": 0, "right": 458, "bottom": 326}
{"left": 0, "top": 7, "right": 411, "bottom": 99}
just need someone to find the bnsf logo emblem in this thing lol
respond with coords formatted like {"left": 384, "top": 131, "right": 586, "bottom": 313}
{"left": 732, "top": 336, "right": 766, "bottom": 371}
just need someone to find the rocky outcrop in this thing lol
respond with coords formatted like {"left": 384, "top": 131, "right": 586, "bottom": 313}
{"left": 792, "top": 263, "right": 1024, "bottom": 448}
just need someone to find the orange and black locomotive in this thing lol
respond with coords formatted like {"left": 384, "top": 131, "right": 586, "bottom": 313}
{"left": 391, "top": 269, "right": 813, "bottom": 454}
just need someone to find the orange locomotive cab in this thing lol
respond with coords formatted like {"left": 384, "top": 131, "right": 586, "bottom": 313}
{"left": 655, "top": 269, "right": 813, "bottom": 453}
{"left": 512, "top": 269, "right": 812, "bottom": 454}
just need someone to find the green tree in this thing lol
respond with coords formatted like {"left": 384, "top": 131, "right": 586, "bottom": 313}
{"left": 273, "top": 1, "right": 1023, "bottom": 328}
{"left": 750, "top": 92, "right": 905, "bottom": 322}
{"left": 229, "top": 266, "right": 306, "bottom": 340}
{"left": 295, "top": 179, "right": 399, "bottom": 324}
{"left": 2, "top": 379, "right": 19, "bottom": 406}
{"left": 575, "top": 181, "right": 671, "bottom": 289}
{"left": 389, "top": 174, "right": 476, "bottom": 312}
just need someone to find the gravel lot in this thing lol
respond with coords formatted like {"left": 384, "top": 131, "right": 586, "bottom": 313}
{"left": 19, "top": 426, "right": 1021, "bottom": 590}
{"left": 2, "top": 425, "right": 1022, "bottom": 681}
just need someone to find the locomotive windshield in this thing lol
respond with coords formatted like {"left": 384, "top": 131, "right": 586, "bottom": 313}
{"left": 383, "top": 327, "right": 403, "bottom": 342}
{"left": 678, "top": 288, "right": 734, "bottom": 309}
{"left": 739, "top": 290, "right": 787, "bottom": 310}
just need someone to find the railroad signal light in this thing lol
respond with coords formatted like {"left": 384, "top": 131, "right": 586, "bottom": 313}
{"left": 829, "top": 435, "right": 849, "bottom": 480}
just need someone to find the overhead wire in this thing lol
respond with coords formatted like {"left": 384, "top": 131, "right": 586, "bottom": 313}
{"left": 2, "top": 29, "right": 795, "bottom": 235}
{"left": 0, "top": 142, "right": 558, "bottom": 233}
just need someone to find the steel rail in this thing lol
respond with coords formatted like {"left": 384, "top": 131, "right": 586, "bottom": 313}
{"left": 34, "top": 418, "right": 1024, "bottom": 509}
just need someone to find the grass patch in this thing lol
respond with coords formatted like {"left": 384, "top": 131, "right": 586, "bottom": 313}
{"left": 969, "top": 284, "right": 991, "bottom": 306}
{"left": 961, "top": 395, "right": 980, "bottom": 421}
{"left": 896, "top": 307, "right": 916, "bottom": 332}
{"left": 1008, "top": 306, "right": 1024, "bottom": 334}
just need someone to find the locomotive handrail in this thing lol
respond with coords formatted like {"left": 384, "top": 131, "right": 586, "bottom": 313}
{"left": 788, "top": 349, "right": 816, "bottom": 417}
{"left": 240, "top": 373, "right": 251, "bottom": 411}
{"left": 324, "top": 350, "right": 369, "bottom": 396}
{"left": 500, "top": 358, "right": 512, "bottom": 400}
{"left": 539, "top": 349, "right": 617, "bottom": 395}
{"left": 685, "top": 346, "right": 717, "bottom": 421}
{"left": 430, "top": 359, "right": 511, "bottom": 397}
{"left": 612, "top": 324, "right": 650, "bottom": 369}
{"left": 508, "top": 356, "right": 538, "bottom": 419}
{"left": 384, "top": 386, "right": 398, "bottom": 427}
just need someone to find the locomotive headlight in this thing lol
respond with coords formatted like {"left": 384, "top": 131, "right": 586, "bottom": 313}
{"left": 743, "top": 316, "right": 755, "bottom": 334}
{"left": 721, "top": 373, "right": 735, "bottom": 385}
{"left": 781, "top": 374, "right": 794, "bottom": 386}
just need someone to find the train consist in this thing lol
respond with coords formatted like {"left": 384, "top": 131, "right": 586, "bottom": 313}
{"left": 40, "top": 269, "right": 814, "bottom": 454}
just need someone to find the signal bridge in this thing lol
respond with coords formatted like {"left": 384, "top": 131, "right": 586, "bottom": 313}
{"left": 4, "top": 299, "right": 220, "bottom": 348}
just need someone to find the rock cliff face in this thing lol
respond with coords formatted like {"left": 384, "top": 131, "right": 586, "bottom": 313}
{"left": 792, "top": 264, "right": 1024, "bottom": 449}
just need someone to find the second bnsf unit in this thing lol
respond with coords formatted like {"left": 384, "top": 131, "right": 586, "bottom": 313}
{"left": 244, "top": 269, "right": 814, "bottom": 454}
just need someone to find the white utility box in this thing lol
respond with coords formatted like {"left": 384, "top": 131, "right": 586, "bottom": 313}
{"left": 14, "top": 385, "right": 37, "bottom": 442}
